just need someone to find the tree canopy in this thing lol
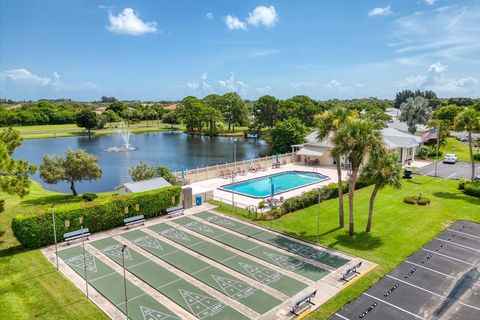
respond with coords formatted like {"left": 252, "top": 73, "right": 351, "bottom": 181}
{"left": 269, "top": 118, "right": 307, "bottom": 154}
{"left": 75, "top": 108, "right": 98, "bottom": 133}
{"left": 398, "top": 96, "right": 432, "bottom": 134}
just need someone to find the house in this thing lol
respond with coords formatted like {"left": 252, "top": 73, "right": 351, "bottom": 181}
{"left": 293, "top": 127, "right": 421, "bottom": 165}
{"left": 115, "top": 177, "right": 172, "bottom": 194}
{"left": 164, "top": 104, "right": 178, "bottom": 111}
{"left": 385, "top": 107, "right": 427, "bottom": 135}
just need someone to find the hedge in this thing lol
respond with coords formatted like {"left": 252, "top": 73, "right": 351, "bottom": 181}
{"left": 403, "top": 195, "right": 431, "bottom": 206}
{"left": 12, "top": 186, "right": 181, "bottom": 248}
{"left": 464, "top": 180, "right": 480, "bottom": 198}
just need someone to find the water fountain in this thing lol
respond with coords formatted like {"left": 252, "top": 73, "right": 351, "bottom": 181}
{"left": 104, "top": 121, "right": 136, "bottom": 152}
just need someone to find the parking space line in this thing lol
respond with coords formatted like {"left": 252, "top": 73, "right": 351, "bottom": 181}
{"left": 334, "top": 313, "right": 350, "bottom": 320}
{"left": 435, "top": 238, "right": 480, "bottom": 253}
{"left": 386, "top": 275, "right": 443, "bottom": 297}
{"left": 447, "top": 228, "right": 480, "bottom": 240}
{"left": 405, "top": 261, "right": 455, "bottom": 279}
{"left": 463, "top": 303, "right": 480, "bottom": 312}
{"left": 421, "top": 249, "right": 475, "bottom": 266}
{"left": 446, "top": 173, "right": 456, "bottom": 179}
{"left": 363, "top": 293, "right": 425, "bottom": 319}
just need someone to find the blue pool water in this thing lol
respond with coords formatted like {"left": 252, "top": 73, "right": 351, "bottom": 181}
{"left": 221, "top": 171, "right": 329, "bottom": 198}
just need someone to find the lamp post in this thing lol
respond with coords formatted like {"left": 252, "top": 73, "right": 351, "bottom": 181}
{"left": 317, "top": 189, "right": 321, "bottom": 243}
{"left": 51, "top": 203, "right": 58, "bottom": 270}
{"left": 81, "top": 223, "right": 89, "bottom": 298}
{"left": 232, "top": 138, "right": 237, "bottom": 213}
{"left": 121, "top": 245, "right": 129, "bottom": 320}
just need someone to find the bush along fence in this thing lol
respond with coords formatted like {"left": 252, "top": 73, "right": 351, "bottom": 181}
{"left": 12, "top": 186, "right": 181, "bottom": 248}
{"left": 459, "top": 179, "right": 480, "bottom": 197}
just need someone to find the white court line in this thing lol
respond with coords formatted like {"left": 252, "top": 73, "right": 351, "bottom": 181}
{"left": 421, "top": 249, "right": 474, "bottom": 266}
{"left": 246, "top": 244, "right": 264, "bottom": 253}
{"left": 157, "top": 278, "right": 182, "bottom": 289}
{"left": 363, "top": 293, "right": 425, "bottom": 319}
{"left": 89, "top": 271, "right": 118, "bottom": 282}
{"left": 128, "top": 259, "right": 152, "bottom": 269}
{"left": 446, "top": 173, "right": 456, "bottom": 179}
{"left": 405, "top": 261, "right": 455, "bottom": 279}
{"left": 191, "top": 265, "right": 213, "bottom": 276}
{"left": 435, "top": 238, "right": 480, "bottom": 253}
{"left": 386, "top": 275, "right": 443, "bottom": 298}
{"left": 334, "top": 313, "right": 349, "bottom": 320}
{"left": 117, "top": 292, "right": 148, "bottom": 306}
{"left": 447, "top": 228, "right": 480, "bottom": 240}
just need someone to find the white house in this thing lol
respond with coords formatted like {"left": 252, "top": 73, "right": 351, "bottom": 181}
{"left": 293, "top": 127, "right": 421, "bottom": 166}
{"left": 116, "top": 177, "right": 172, "bottom": 194}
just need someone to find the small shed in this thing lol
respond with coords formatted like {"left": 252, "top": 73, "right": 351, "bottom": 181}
{"left": 116, "top": 177, "right": 172, "bottom": 194}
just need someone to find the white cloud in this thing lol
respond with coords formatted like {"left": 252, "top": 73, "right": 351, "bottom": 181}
{"left": 201, "top": 72, "right": 208, "bottom": 81}
{"left": 1, "top": 68, "right": 51, "bottom": 86}
{"left": 257, "top": 86, "right": 271, "bottom": 95}
{"left": 225, "top": 15, "right": 247, "bottom": 30}
{"left": 186, "top": 73, "right": 212, "bottom": 92}
{"left": 247, "top": 6, "right": 278, "bottom": 27}
{"left": 326, "top": 79, "right": 342, "bottom": 90}
{"left": 368, "top": 5, "right": 393, "bottom": 16}
{"left": 107, "top": 8, "right": 157, "bottom": 35}
{"left": 398, "top": 61, "right": 478, "bottom": 93}
{"left": 186, "top": 82, "right": 199, "bottom": 90}
{"left": 206, "top": 12, "right": 213, "bottom": 20}
{"left": 218, "top": 72, "right": 247, "bottom": 92}
{"left": 425, "top": 0, "right": 437, "bottom": 5}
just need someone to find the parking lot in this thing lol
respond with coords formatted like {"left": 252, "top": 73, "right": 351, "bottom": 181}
{"left": 415, "top": 161, "right": 480, "bottom": 180}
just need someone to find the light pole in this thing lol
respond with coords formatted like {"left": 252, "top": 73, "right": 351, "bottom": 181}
{"left": 81, "top": 224, "right": 89, "bottom": 298}
{"left": 232, "top": 138, "right": 237, "bottom": 213}
{"left": 121, "top": 245, "right": 129, "bottom": 320}
{"left": 51, "top": 203, "right": 58, "bottom": 270}
{"left": 317, "top": 189, "right": 321, "bottom": 243}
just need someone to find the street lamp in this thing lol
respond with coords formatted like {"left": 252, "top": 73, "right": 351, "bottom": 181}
{"left": 121, "top": 245, "right": 129, "bottom": 320}
{"left": 51, "top": 203, "right": 58, "bottom": 270}
{"left": 317, "top": 188, "right": 321, "bottom": 243}
{"left": 232, "top": 138, "right": 238, "bottom": 213}
{"left": 81, "top": 222, "right": 89, "bottom": 298}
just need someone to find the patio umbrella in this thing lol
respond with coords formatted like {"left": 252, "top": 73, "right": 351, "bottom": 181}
{"left": 271, "top": 182, "right": 275, "bottom": 198}
{"left": 181, "top": 168, "right": 185, "bottom": 179}
{"left": 276, "top": 153, "right": 279, "bottom": 162}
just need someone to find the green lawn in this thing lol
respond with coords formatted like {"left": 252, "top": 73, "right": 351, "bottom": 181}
{"left": 0, "top": 181, "right": 111, "bottom": 319}
{"left": 213, "top": 176, "right": 480, "bottom": 319}
{"left": 427, "top": 137, "right": 480, "bottom": 162}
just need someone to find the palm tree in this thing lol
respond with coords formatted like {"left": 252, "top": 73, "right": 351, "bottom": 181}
{"left": 359, "top": 150, "right": 402, "bottom": 232}
{"left": 454, "top": 108, "right": 480, "bottom": 180}
{"left": 316, "top": 109, "right": 351, "bottom": 228}
{"left": 398, "top": 96, "right": 432, "bottom": 134}
{"left": 332, "top": 119, "right": 383, "bottom": 236}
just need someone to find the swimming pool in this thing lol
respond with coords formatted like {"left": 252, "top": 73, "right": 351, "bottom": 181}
{"left": 220, "top": 171, "right": 329, "bottom": 198}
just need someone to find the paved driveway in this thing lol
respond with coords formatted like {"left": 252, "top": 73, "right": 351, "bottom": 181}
{"left": 414, "top": 161, "right": 480, "bottom": 180}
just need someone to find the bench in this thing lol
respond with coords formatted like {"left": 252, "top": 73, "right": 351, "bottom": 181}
{"left": 289, "top": 289, "right": 317, "bottom": 315}
{"left": 166, "top": 205, "right": 184, "bottom": 218}
{"left": 64, "top": 228, "right": 90, "bottom": 245}
{"left": 341, "top": 261, "right": 362, "bottom": 281}
{"left": 124, "top": 215, "right": 145, "bottom": 229}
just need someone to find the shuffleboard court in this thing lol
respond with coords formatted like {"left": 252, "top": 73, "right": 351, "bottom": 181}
{"left": 58, "top": 246, "right": 181, "bottom": 320}
{"left": 332, "top": 221, "right": 480, "bottom": 320}
{"left": 120, "top": 229, "right": 282, "bottom": 314}
{"left": 91, "top": 237, "right": 249, "bottom": 320}
{"left": 195, "top": 211, "right": 350, "bottom": 268}
{"left": 146, "top": 222, "right": 308, "bottom": 296}
{"left": 158, "top": 217, "right": 329, "bottom": 281}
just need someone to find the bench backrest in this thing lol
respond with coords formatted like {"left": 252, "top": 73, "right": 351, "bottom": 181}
{"left": 166, "top": 205, "right": 183, "bottom": 212}
{"left": 290, "top": 289, "right": 317, "bottom": 307}
{"left": 124, "top": 215, "right": 144, "bottom": 223}
{"left": 355, "top": 261, "right": 363, "bottom": 269}
{"left": 64, "top": 228, "right": 89, "bottom": 238}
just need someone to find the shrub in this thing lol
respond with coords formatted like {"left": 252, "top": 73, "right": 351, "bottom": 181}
{"left": 464, "top": 180, "right": 480, "bottom": 198}
{"left": 0, "top": 199, "right": 4, "bottom": 213}
{"left": 458, "top": 180, "right": 469, "bottom": 190}
{"left": 474, "top": 153, "right": 480, "bottom": 161}
{"left": 82, "top": 193, "right": 98, "bottom": 202}
{"left": 404, "top": 195, "right": 431, "bottom": 205}
{"left": 403, "top": 196, "right": 417, "bottom": 205}
{"left": 12, "top": 186, "right": 181, "bottom": 248}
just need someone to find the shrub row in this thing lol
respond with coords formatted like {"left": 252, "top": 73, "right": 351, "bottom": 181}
{"left": 474, "top": 153, "right": 480, "bottom": 161}
{"left": 259, "top": 179, "right": 371, "bottom": 220}
{"left": 12, "top": 186, "right": 181, "bottom": 248}
{"left": 464, "top": 180, "right": 480, "bottom": 198}
{"left": 403, "top": 196, "right": 431, "bottom": 206}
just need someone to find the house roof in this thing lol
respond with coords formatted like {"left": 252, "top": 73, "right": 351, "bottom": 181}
{"left": 297, "top": 145, "right": 330, "bottom": 157}
{"left": 381, "top": 127, "right": 420, "bottom": 149}
{"left": 116, "top": 177, "right": 172, "bottom": 193}
{"left": 387, "top": 119, "right": 427, "bottom": 134}
{"left": 164, "top": 104, "right": 178, "bottom": 110}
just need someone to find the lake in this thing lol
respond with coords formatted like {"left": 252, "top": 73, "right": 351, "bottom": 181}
{"left": 14, "top": 131, "right": 270, "bottom": 194}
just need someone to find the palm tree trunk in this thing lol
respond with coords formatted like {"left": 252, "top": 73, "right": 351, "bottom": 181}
{"left": 366, "top": 185, "right": 379, "bottom": 233}
{"left": 348, "top": 168, "right": 358, "bottom": 236}
{"left": 468, "top": 131, "right": 475, "bottom": 180}
{"left": 335, "top": 155, "right": 344, "bottom": 228}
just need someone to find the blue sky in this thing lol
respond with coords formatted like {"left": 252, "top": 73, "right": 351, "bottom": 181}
{"left": 1, "top": 0, "right": 479, "bottom": 101}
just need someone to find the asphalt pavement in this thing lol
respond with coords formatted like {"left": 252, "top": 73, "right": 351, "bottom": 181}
{"left": 414, "top": 161, "right": 480, "bottom": 180}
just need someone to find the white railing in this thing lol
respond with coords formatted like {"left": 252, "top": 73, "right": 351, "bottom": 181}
{"left": 174, "top": 152, "right": 295, "bottom": 183}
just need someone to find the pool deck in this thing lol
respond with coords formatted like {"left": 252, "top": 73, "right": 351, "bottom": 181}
{"left": 190, "top": 163, "right": 347, "bottom": 207}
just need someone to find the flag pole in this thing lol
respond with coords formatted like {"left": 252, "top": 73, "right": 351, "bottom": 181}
{"left": 434, "top": 125, "right": 440, "bottom": 179}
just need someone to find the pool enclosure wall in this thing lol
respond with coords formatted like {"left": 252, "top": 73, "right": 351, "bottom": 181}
{"left": 173, "top": 152, "right": 296, "bottom": 183}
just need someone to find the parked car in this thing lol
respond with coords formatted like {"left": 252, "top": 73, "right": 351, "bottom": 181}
{"left": 475, "top": 173, "right": 480, "bottom": 180}
{"left": 457, "top": 136, "right": 468, "bottom": 143}
{"left": 443, "top": 154, "right": 458, "bottom": 164}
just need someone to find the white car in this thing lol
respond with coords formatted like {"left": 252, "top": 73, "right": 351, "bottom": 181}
{"left": 443, "top": 154, "right": 458, "bottom": 164}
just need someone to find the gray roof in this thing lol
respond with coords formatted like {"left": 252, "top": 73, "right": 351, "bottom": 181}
{"left": 116, "top": 177, "right": 172, "bottom": 193}
{"left": 381, "top": 128, "right": 420, "bottom": 149}
{"left": 387, "top": 119, "right": 427, "bottom": 134}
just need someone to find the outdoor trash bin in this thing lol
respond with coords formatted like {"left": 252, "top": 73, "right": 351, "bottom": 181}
{"left": 196, "top": 195, "right": 202, "bottom": 206}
